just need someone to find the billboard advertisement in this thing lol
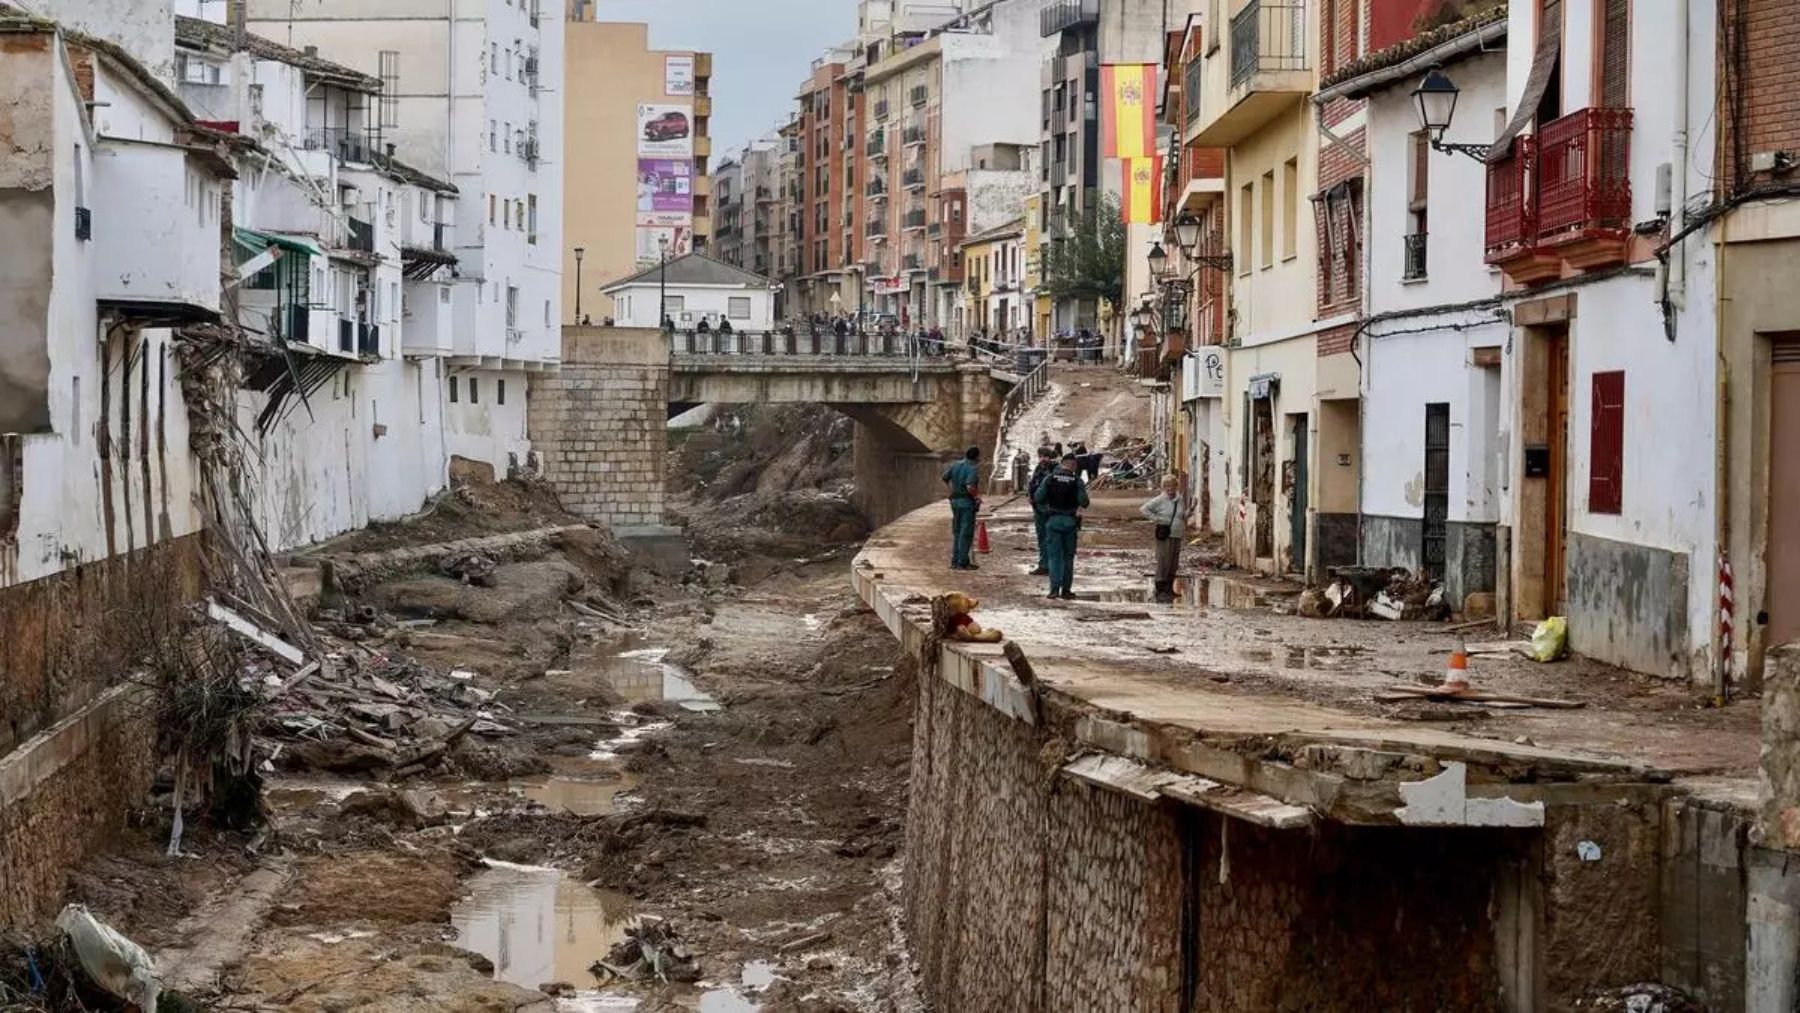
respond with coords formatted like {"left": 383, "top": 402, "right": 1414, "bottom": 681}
{"left": 637, "top": 103, "right": 693, "bottom": 157}
{"left": 637, "top": 159, "right": 693, "bottom": 218}
{"left": 635, "top": 224, "right": 693, "bottom": 268}
{"left": 664, "top": 55, "right": 695, "bottom": 96}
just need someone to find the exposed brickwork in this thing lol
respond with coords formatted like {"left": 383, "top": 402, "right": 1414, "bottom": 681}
{"left": 527, "top": 328, "right": 669, "bottom": 529}
{"left": 1316, "top": 1, "right": 1367, "bottom": 322}
{"left": 1721, "top": 0, "right": 1800, "bottom": 189}
{"left": 1315, "top": 320, "right": 1359, "bottom": 357}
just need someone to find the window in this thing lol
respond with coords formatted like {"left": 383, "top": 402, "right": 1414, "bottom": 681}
{"left": 69, "top": 376, "right": 80, "bottom": 445}
{"left": 488, "top": 194, "right": 496, "bottom": 224}
{"left": 504, "top": 48, "right": 512, "bottom": 80}
{"left": 489, "top": 120, "right": 497, "bottom": 151}
{"left": 1259, "top": 171, "right": 1275, "bottom": 269}
{"left": 449, "top": 375, "right": 459, "bottom": 402}
{"left": 378, "top": 50, "right": 400, "bottom": 128}
{"left": 527, "top": 194, "right": 538, "bottom": 243}
{"left": 497, "top": 378, "right": 506, "bottom": 405}
{"left": 490, "top": 43, "right": 498, "bottom": 73}
{"left": 666, "top": 295, "right": 686, "bottom": 314}
{"left": 1281, "top": 159, "right": 1298, "bottom": 260}
{"left": 504, "top": 123, "right": 512, "bottom": 153}
{"left": 418, "top": 190, "right": 429, "bottom": 221}
{"left": 388, "top": 281, "right": 398, "bottom": 320}
{"left": 1589, "top": 371, "right": 1625, "bottom": 514}
{"left": 505, "top": 285, "right": 519, "bottom": 327}
{"left": 543, "top": 300, "right": 550, "bottom": 326}
{"left": 439, "top": 285, "right": 450, "bottom": 303}
{"left": 469, "top": 377, "right": 480, "bottom": 403}
{"left": 728, "top": 296, "right": 751, "bottom": 319}
{"left": 1238, "top": 183, "right": 1253, "bottom": 276}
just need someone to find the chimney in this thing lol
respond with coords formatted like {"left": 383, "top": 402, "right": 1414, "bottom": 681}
{"left": 304, "top": 45, "right": 318, "bottom": 57}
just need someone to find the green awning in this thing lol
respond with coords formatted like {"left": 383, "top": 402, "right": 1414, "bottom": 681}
{"left": 234, "top": 227, "right": 323, "bottom": 258}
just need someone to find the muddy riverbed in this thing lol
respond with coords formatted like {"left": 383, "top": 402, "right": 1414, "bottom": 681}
{"left": 40, "top": 475, "right": 916, "bottom": 1012}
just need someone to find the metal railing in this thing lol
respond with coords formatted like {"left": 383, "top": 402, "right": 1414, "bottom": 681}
{"left": 347, "top": 218, "right": 374, "bottom": 252}
{"left": 990, "top": 354, "right": 1052, "bottom": 483}
{"left": 903, "top": 209, "right": 927, "bottom": 229}
{"left": 669, "top": 328, "right": 935, "bottom": 358}
{"left": 1040, "top": 0, "right": 1099, "bottom": 37}
{"left": 358, "top": 322, "right": 380, "bottom": 357}
{"left": 1230, "top": 0, "right": 1307, "bottom": 89}
{"left": 866, "top": 131, "right": 886, "bottom": 157}
{"left": 1183, "top": 57, "right": 1203, "bottom": 125}
{"left": 1484, "top": 137, "right": 1536, "bottom": 262}
{"left": 304, "top": 126, "right": 381, "bottom": 164}
{"left": 902, "top": 168, "right": 926, "bottom": 189}
{"left": 903, "top": 125, "right": 925, "bottom": 147}
{"left": 1403, "top": 232, "right": 1428, "bottom": 279}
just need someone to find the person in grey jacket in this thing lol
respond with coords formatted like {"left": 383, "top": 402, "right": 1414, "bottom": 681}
{"left": 1140, "top": 474, "right": 1185, "bottom": 602}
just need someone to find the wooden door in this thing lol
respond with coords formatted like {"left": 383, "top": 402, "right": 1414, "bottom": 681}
{"left": 1288, "top": 414, "right": 1308, "bottom": 576}
{"left": 1770, "top": 345, "right": 1800, "bottom": 646}
{"left": 1423, "top": 403, "right": 1451, "bottom": 580}
{"left": 1546, "top": 333, "right": 1570, "bottom": 611}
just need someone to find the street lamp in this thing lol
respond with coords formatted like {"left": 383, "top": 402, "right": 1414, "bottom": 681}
{"left": 1147, "top": 242, "right": 1169, "bottom": 282}
{"left": 1172, "top": 213, "right": 1202, "bottom": 255}
{"left": 573, "top": 246, "right": 584, "bottom": 323}
{"left": 1412, "top": 67, "right": 1488, "bottom": 161}
{"left": 658, "top": 236, "right": 670, "bottom": 332}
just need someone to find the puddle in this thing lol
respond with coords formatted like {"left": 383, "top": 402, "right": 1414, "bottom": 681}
{"left": 519, "top": 761, "right": 640, "bottom": 816}
{"left": 603, "top": 644, "right": 722, "bottom": 712}
{"left": 1084, "top": 576, "right": 1291, "bottom": 611}
{"left": 698, "top": 990, "right": 759, "bottom": 1012}
{"left": 452, "top": 861, "right": 634, "bottom": 992}
{"left": 741, "top": 960, "right": 777, "bottom": 988}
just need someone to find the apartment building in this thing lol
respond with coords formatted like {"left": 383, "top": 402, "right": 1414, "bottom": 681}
{"left": 1037, "top": 0, "right": 1165, "bottom": 334}
{"left": 713, "top": 135, "right": 783, "bottom": 279}
{"left": 713, "top": 153, "right": 745, "bottom": 268}
{"left": 561, "top": 17, "right": 712, "bottom": 321}
{"left": 794, "top": 50, "right": 861, "bottom": 319}
{"left": 246, "top": 0, "right": 564, "bottom": 469}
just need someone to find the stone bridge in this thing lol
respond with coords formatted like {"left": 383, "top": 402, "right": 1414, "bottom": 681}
{"left": 529, "top": 327, "right": 1008, "bottom": 539}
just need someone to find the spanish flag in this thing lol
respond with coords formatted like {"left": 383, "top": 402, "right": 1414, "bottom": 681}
{"left": 1101, "top": 63, "right": 1157, "bottom": 160}
{"left": 1122, "top": 156, "right": 1163, "bottom": 224}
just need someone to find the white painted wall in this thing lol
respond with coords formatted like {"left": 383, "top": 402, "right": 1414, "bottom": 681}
{"left": 608, "top": 283, "right": 776, "bottom": 331}
{"left": 444, "top": 365, "right": 530, "bottom": 473}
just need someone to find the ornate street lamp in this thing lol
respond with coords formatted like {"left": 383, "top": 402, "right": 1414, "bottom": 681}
{"left": 1412, "top": 67, "right": 1489, "bottom": 161}
{"left": 1147, "top": 242, "right": 1169, "bottom": 282}
{"left": 1173, "top": 213, "right": 1202, "bottom": 254}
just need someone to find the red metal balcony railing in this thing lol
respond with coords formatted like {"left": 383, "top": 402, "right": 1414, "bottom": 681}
{"left": 1484, "top": 136, "right": 1536, "bottom": 262}
{"left": 1535, "top": 107, "right": 1633, "bottom": 242}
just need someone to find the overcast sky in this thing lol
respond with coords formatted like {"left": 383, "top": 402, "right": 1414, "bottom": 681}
{"left": 594, "top": 0, "right": 858, "bottom": 157}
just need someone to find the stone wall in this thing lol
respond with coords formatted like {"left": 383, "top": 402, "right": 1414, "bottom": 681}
{"left": 0, "top": 532, "right": 203, "bottom": 929}
{"left": 528, "top": 327, "right": 669, "bottom": 530}
{"left": 851, "top": 437, "right": 956, "bottom": 531}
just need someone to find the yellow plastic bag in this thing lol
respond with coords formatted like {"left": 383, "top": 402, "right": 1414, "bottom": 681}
{"left": 1530, "top": 616, "right": 1568, "bottom": 662}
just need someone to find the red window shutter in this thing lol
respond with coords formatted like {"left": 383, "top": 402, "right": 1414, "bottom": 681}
{"left": 1600, "top": 0, "right": 1630, "bottom": 109}
{"left": 1589, "top": 371, "right": 1625, "bottom": 514}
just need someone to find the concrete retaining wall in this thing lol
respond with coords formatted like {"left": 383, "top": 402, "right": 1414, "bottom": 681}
{"left": 1564, "top": 530, "right": 1692, "bottom": 680}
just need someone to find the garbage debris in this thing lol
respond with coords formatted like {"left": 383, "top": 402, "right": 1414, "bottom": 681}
{"left": 1580, "top": 982, "right": 1704, "bottom": 1013}
{"left": 439, "top": 549, "right": 498, "bottom": 587}
{"left": 1530, "top": 616, "right": 1570, "bottom": 662}
{"left": 1302, "top": 567, "right": 1452, "bottom": 621}
{"left": 55, "top": 905, "right": 161, "bottom": 1013}
{"left": 589, "top": 916, "right": 700, "bottom": 983}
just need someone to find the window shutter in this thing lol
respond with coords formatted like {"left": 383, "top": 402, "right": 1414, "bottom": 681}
{"left": 1488, "top": 0, "right": 1562, "bottom": 160}
{"left": 1600, "top": 0, "right": 1629, "bottom": 109}
{"left": 1411, "top": 132, "right": 1430, "bottom": 208}
{"left": 1589, "top": 371, "right": 1625, "bottom": 514}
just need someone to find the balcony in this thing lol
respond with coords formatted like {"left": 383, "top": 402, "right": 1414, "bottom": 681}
{"left": 1189, "top": 1, "right": 1310, "bottom": 147}
{"left": 358, "top": 321, "right": 380, "bottom": 358}
{"left": 347, "top": 217, "right": 374, "bottom": 253}
{"left": 902, "top": 253, "right": 922, "bottom": 271}
{"left": 304, "top": 126, "right": 381, "bottom": 165}
{"left": 1484, "top": 108, "right": 1633, "bottom": 284}
{"left": 867, "top": 221, "right": 888, "bottom": 240}
{"left": 903, "top": 209, "right": 927, "bottom": 230}
{"left": 1402, "top": 232, "right": 1428, "bottom": 280}
{"left": 910, "top": 85, "right": 928, "bottom": 107}
{"left": 1040, "top": 0, "right": 1098, "bottom": 37}
{"left": 867, "top": 131, "right": 887, "bottom": 158}
{"left": 694, "top": 135, "right": 712, "bottom": 157}
{"left": 92, "top": 143, "right": 221, "bottom": 316}
{"left": 902, "top": 168, "right": 925, "bottom": 190}
{"left": 874, "top": 99, "right": 889, "bottom": 120}
{"left": 903, "top": 125, "right": 925, "bottom": 148}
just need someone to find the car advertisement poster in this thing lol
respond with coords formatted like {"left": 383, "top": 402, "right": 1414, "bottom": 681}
{"left": 637, "top": 103, "right": 693, "bottom": 157}
{"left": 664, "top": 54, "right": 695, "bottom": 96}
{"left": 637, "top": 158, "right": 693, "bottom": 220}
{"left": 635, "top": 224, "right": 693, "bottom": 268}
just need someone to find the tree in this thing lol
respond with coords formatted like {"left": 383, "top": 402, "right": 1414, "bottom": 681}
{"left": 1040, "top": 193, "right": 1126, "bottom": 315}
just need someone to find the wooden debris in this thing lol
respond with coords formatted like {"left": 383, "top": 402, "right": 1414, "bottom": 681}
{"left": 1377, "top": 684, "right": 1585, "bottom": 709}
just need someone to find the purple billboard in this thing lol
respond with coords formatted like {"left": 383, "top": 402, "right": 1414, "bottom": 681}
{"left": 637, "top": 159, "right": 693, "bottom": 217}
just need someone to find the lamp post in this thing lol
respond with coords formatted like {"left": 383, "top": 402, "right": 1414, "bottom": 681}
{"left": 572, "top": 246, "right": 584, "bottom": 323}
{"left": 1412, "top": 67, "right": 1489, "bottom": 161}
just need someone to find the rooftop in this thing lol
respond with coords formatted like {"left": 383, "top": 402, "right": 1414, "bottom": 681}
{"left": 1316, "top": 2, "right": 1507, "bottom": 100}
{"left": 176, "top": 15, "right": 382, "bottom": 92}
{"left": 600, "top": 252, "right": 777, "bottom": 292}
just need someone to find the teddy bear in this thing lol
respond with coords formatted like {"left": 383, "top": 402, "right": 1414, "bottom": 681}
{"left": 933, "top": 591, "right": 1003, "bottom": 643}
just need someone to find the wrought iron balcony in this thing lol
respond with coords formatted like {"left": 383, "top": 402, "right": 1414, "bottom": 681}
{"left": 304, "top": 126, "right": 380, "bottom": 164}
{"left": 902, "top": 168, "right": 925, "bottom": 190}
{"left": 1484, "top": 137, "right": 1536, "bottom": 262}
{"left": 1536, "top": 107, "right": 1633, "bottom": 243}
{"left": 903, "top": 209, "right": 927, "bottom": 230}
{"left": 1229, "top": 1, "right": 1307, "bottom": 90}
{"left": 903, "top": 125, "right": 925, "bottom": 147}
{"left": 866, "top": 131, "right": 887, "bottom": 158}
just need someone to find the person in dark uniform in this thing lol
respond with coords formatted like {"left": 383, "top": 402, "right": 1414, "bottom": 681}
{"left": 941, "top": 446, "right": 983, "bottom": 570}
{"left": 1032, "top": 452, "right": 1089, "bottom": 599}
{"left": 1026, "top": 445, "right": 1056, "bottom": 576}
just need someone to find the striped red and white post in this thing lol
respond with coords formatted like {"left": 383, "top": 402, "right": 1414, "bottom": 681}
{"left": 1719, "top": 553, "right": 1734, "bottom": 684}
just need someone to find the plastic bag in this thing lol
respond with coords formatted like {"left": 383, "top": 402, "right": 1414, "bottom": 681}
{"left": 55, "top": 904, "right": 161, "bottom": 1012}
{"left": 1530, "top": 616, "right": 1569, "bottom": 663}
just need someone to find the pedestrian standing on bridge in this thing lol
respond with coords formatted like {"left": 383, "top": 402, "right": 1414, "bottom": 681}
{"left": 1140, "top": 474, "right": 1185, "bottom": 602}
{"left": 942, "top": 447, "right": 983, "bottom": 571}
{"left": 1033, "top": 452, "right": 1088, "bottom": 599}
{"left": 1027, "top": 446, "right": 1056, "bottom": 576}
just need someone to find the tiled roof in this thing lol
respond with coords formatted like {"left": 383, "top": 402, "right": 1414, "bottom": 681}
{"left": 1318, "top": 3, "right": 1507, "bottom": 95}
{"left": 601, "top": 252, "right": 776, "bottom": 291}
{"left": 176, "top": 15, "right": 381, "bottom": 92}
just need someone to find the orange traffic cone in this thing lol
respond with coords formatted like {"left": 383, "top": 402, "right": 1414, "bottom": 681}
{"left": 1441, "top": 635, "right": 1471, "bottom": 693}
{"left": 975, "top": 519, "right": 991, "bottom": 554}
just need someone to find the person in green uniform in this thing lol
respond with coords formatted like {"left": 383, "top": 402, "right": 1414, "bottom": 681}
{"left": 941, "top": 447, "right": 982, "bottom": 570}
{"left": 1032, "top": 452, "right": 1089, "bottom": 599}
{"left": 1026, "top": 446, "right": 1056, "bottom": 576}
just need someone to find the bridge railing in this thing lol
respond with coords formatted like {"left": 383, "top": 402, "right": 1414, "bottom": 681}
{"left": 667, "top": 328, "right": 957, "bottom": 358}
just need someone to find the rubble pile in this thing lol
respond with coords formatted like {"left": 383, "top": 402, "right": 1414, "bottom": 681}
{"left": 590, "top": 916, "right": 701, "bottom": 984}
{"left": 1297, "top": 566, "right": 1450, "bottom": 622}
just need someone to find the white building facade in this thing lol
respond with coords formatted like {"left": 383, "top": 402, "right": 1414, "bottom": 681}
{"left": 603, "top": 254, "right": 778, "bottom": 334}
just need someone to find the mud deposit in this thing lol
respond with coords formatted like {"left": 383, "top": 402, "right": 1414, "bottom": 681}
{"left": 35, "top": 477, "right": 917, "bottom": 1012}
